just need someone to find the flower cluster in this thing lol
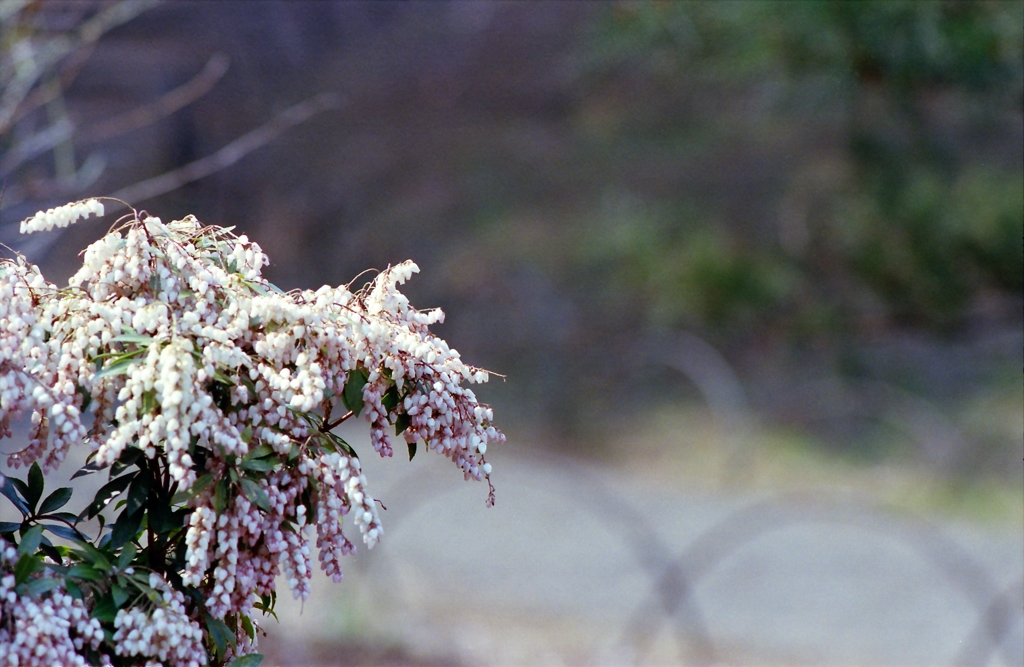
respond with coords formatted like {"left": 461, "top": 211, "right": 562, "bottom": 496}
{"left": 0, "top": 545, "right": 105, "bottom": 667}
{"left": 112, "top": 573, "right": 206, "bottom": 667}
{"left": 18, "top": 199, "right": 105, "bottom": 234}
{"left": 0, "top": 199, "right": 503, "bottom": 664}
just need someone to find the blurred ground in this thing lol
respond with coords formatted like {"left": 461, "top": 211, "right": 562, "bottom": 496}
{"left": 252, "top": 416, "right": 1023, "bottom": 667}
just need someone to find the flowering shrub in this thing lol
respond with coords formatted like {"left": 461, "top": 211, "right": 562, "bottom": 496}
{"left": 0, "top": 199, "right": 503, "bottom": 666}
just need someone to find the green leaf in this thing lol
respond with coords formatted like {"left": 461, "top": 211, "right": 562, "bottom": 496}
{"left": 21, "top": 576, "right": 61, "bottom": 597}
{"left": 241, "top": 458, "right": 275, "bottom": 472}
{"left": 94, "top": 351, "right": 144, "bottom": 380}
{"left": 66, "top": 579, "right": 83, "bottom": 600}
{"left": 38, "top": 487, "right": 73, "bottom": 515}
{"left": 246, "top": 444, "right": 273, "bottom": 459}
{"left": 228, "top": 654, "right": 264, "bottom": 667}
{"left": 18, "top": 524, "right": 44, "bottom": 557}
{"left": 240, "top": 614, "right": 256, "bottom": 641}
{"left": 0, "top": 475, "right": 30, "bottom": 515}
{"left": 82, "top": 472, "right": 136, "bottom": 520}
{"left": 110, "top": 447, "right": 143, "bottom": 477}
{"left": 140, "top": 389, "right": 157, "bottom": 415}
{"left": 0, "top": 521, "right": 21, "bottom": 533}
{"left": 118, "top": 543, "right": 137, "bottom": 570}
{"left": 111, "top": 583, "right": 129, "bottom": 608}
{"left": 214, "top": 479, "right": 228, "bottom": 515}
{"left": 125, "top": 471, "right": 152, "bottom": 516}
{"left": 91, "top": 594, "right": 118, "bottom": 623}
{"left": 111, "top": 332, "right": 154, "bottom": 345}
{"left": 42, "top": 524, "right": 80, "bottom": 541}
{"left": 109, "top": 507, "right": 144, "bottom": 550}
{"left": 39, "top": 540, "right": 62, "bottom": 564}
{"left": 67, "top": 564, "right": 103, "bottom": 581}
{"left": 71, "top": 458, "right": 107, "bottom": 479}
{"left": 74, "top": 542, "right": 113, "bottom": 571}
{"left": 26, "top": 463, "right": 44, "bottom": 513}
{"left": 407, "top": 441, "right": 417, "bottom": 461}
{"left": 395, "top": 412, "right": 411, "bottom": 436}
{"left": 240, "top": 479, "right": 271, "bottom": 512}
{"left": 342, "top": 369, "right": 369, "bottom": 416}
{"left": 381, "top": 385, "right": 399, "bottom": 414}
{"left": 75, "top": 383, "right": 92, "bottom": 412}
{"left": 204, "top": 612, "right": 236, "bottom": 659}
{"left": 149, "top": 496, "right": 175, "bottom": 535}
{"left": 240, "top": 425, "right": 254, "bottom": 444}
{"left": 172, "top": 472, "right": 216, "bottom": 504}
{"left": 14, "top": 553, "right": 42, "bottom": 583}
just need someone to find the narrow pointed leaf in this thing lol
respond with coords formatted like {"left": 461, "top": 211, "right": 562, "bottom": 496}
{"left": 0, "top": 476, "right": 30, "bottom": 515}
{"left": 26, "top": 463, "right": 44, "bottom": 513}
{"left": 38, "top": 487, "right": 73, "bottom": 515}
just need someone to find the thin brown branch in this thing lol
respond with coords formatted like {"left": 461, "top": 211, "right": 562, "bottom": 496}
{"left": 107, "top": 92, "right": 343, "bottom": 205}
{"left": 80, "top": 53, "right": 230, "bottom": 143}
{"left": 324, "top": 410, "right": 354, "bottom": 431}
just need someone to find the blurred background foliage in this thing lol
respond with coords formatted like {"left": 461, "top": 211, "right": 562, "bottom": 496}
{"left": 1, "top": 0, "right": 1021, "bottom": 482}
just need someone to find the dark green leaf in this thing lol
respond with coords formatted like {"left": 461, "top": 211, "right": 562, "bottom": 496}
{"left": 204, "top": 612, "right": 236, "bottom": 658}
{"left": 42, "top": 524, "right": 80, "bottom": 541}
{"left": 342, "top": 369, "right": 368, "bottom": 416}
{"left": 118, "top": 543, "right": 137, "bottom": 570}
{"left": 0, "top": 521, "right": 21, "bottom": 533}
{"left": 8, "top": 477, "right": 30, "bottom": 500}
{"left": 91, "top": 594, "right": 118, "bottom": 623}
{"left": 381, "top": 385, "right": 399, "bottom": 414}
{"left": 66, "top": 579, "right": 83, "bottom": 599}
{"left": 74, "top": 542, "right": 113, "bottom": 571}
{"left": 255, "top": 592, "right": 278, "bottom": 620}
{"left": 111, "top": 583, "right": 129, "bottom": 608}
{"left": 14, "top": 553, "right": 42, "bottom": 583}
{"left": 18, "top": 524, "right": 44, "bottom": 557}
{"left": 76, "top": 384, "right": 92, "bottom": 412}
{"left": 38, "top": 487, "right": 73, "bottom": 515}
{"left": 240, "top": 479, "right": 271, "bottom": 512}
{"left": 247, "top": 444, "right": 273, "bottom": 459}
{"left": 27, "top": 463, "right": 44, "bottom": 513}
{"left": 67, "top": 564, "right": 102, "bottom": 581}
{"left": 240, "top": 614, "right": 256, "bottom": 641}
{"left": 228, "top": 654, "right": 264, "bottom": 667}
{"left": 395, "top": 412, "right": 411, "bottom": 436}
{"left": 81, "top": 473, "right": 135, "bottom": 520}
{"left": 325, "top": 431, "right": 359, "bottom": 458}
{"left": 240, "top": 425, "right": 254, "bottom": 444}
{"left": 71, "top": 460, "right": 105, "bottom": 479}
{"left": 0, "top": 475, "right": 28, "bottom": 515}
{"left": 407, "top": 441, "right": 417, "bottom": 461}
{"left": 94, "top": 352, "right": 143, "bottom": 380}
{"left": 20, "top": 576, "right": 61, "bottom": 597}
{"left": 110, "top": 448, "right": 143, "bottom": 477}
{"left": 172, "top": 472, "right": 215, "bottom": 504}
{"left": 109, "top": 507, "right": 144, "bottom": 550}
{"left": 125, "top": 471, "right": 151, "bottom": 517}
{"left": 214, "top": 479, "right": 228, "bottom": 515}
{"left": 39, "top": 539, "right": 61, "bottom": 563}
{"left": 149, "top": 496, "right": 174, "bottom": 535}
{"left": 241, "top": 458, "right": 275, "bottom": 472}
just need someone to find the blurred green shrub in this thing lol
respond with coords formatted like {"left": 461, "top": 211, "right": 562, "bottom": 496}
{"left": 580, "top": 0, "right": 1022, "bottom": 338}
